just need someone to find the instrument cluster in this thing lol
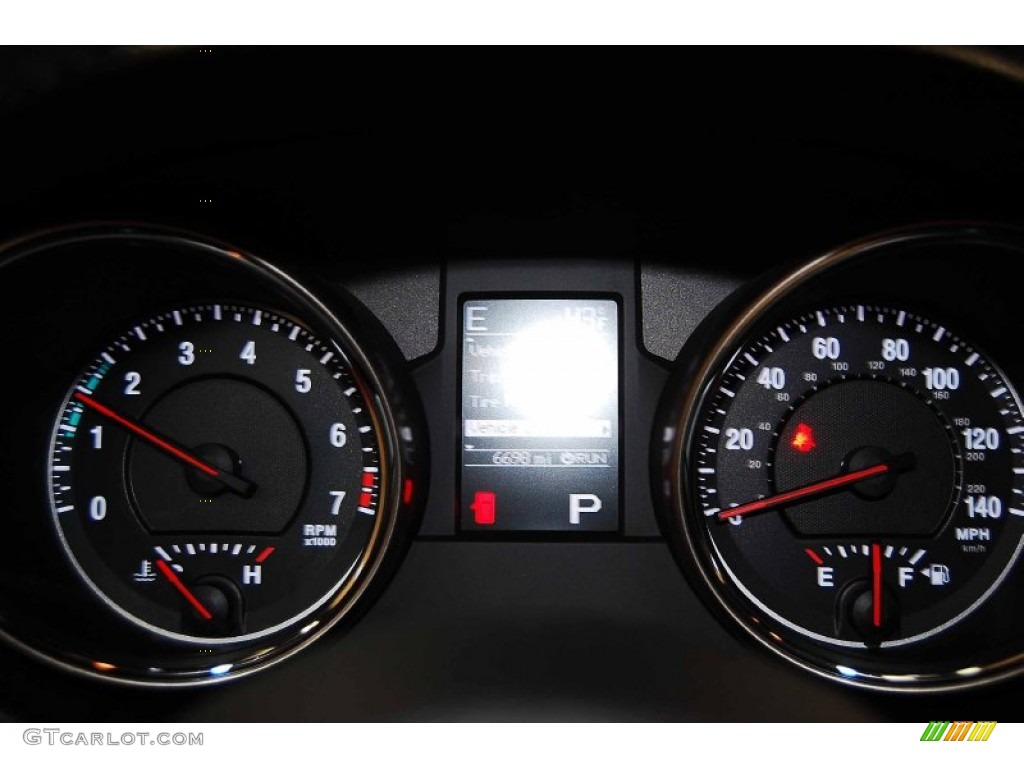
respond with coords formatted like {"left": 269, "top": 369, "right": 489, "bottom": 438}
{"left": 1, "top": 223, "right": 1023, "bottom": 694}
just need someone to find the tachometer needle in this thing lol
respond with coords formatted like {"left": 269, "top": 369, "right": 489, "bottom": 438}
{"left": 155, "top": 560, "right": 212, "bottom": 620}
{"left": 73, "top": 392, "right": 256, "bottom": 497}
{"left": 716, "top": 452, "right": 915, "bottom": 521}
{"left": 872, "top": 542, "right": 883, "bottom": 628}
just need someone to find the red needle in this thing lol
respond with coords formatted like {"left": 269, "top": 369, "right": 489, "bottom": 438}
{"left": 717, "top": 463, "right": 892, "bottom": 521}
{"left": 73, "top": 392, "right": 255, "bottom": 497}
{"left": 872, "top": 542, "right": 883, "bottom": 628}
{"left": 155, "top": 559, "right": 213, "bottom": 620}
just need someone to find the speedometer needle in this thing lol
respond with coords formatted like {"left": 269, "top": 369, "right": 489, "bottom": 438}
{"left": 716, "top": 452, "right": 915, "bottom": 521}
{"left": 73, "top": 392, "right": 256, "bottom": 497}
{"left": 155, "top": 560, "right": 212, "bottom": 620}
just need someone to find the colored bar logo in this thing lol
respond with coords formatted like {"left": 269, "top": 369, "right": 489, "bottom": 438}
{"left": 921, "top": 721, "right": 997, "bottom": 741}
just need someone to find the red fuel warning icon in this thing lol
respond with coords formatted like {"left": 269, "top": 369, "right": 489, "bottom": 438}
{"left": 471, "top": 491, "right": 497, "bottom": 525}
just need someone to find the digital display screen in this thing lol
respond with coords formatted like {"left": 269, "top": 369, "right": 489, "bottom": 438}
{"left": 460, "top": 298, "right": 620, "bottom": 532}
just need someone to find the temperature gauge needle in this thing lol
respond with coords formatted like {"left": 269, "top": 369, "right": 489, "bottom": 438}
{"left": 73, "top": 392, "right": 256, "bottom": 497}
{"left": 155, "top": 560, "right": 212, "bottom": 620}
{"left": 717, "top": 452, "right": 915, "bottom": 521}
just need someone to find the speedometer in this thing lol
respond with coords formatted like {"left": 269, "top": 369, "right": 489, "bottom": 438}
{"left": 656, "top": 226, "right": 1024, "bottom": 691}
{"left": 694, "top": 305, "right": 1022, "bottom": 646}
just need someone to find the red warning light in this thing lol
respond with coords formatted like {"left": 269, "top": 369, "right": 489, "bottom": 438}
{"left": 791, "top": 423, "right": 817, "bottom": 452}
{"left": 471, "top": 491, "right": 497, "bottom": 525}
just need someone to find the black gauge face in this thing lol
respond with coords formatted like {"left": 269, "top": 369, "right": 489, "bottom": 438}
{"left": 692, "top": 305, "right": 1024, "bottom": 648}
{"left": 48, "top": 304, "right": 386, "bottom": 643}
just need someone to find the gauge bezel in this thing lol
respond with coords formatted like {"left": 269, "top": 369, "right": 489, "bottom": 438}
{"left": 0, "top": 224, "right": 425, "bottom": 687}
{"left": 657, "top": 224, "right": 1024, "bottom": 693}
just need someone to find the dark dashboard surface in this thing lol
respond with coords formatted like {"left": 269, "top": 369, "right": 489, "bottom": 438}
{"left": 1, "top": 47, "right": 1023, "bottom": 721}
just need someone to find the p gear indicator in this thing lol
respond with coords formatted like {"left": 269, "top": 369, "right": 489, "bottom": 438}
{"left": 460, "top": 298, "right": 620, "bottom": 532}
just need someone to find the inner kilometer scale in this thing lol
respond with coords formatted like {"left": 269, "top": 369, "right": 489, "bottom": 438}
{"left": 48, "top": 304, "right": 384, "bottom": 643}
{"left": 694, "top": 305, "right": 1024, "bottom": 647}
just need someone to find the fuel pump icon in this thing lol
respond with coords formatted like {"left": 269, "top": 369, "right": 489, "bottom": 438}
{"left": 926, "top": 564, "right": 951, "bottom": 586}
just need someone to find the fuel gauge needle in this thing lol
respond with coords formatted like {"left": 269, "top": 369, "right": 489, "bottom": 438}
{"left": 155, "top": 560, "right": 212, "bottom": 620}
{"left": 73, "top": 392, "right": 256, "bottom": 497}
{"left": 872, "top": 542, "right": 883, "bottom": 628}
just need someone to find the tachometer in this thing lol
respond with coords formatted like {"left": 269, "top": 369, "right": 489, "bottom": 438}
{"left": 0, "top": 226, "right": 424, "bottom": 686}
{"left": 50, "top": 304, "right": 384, "bottom": 642}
